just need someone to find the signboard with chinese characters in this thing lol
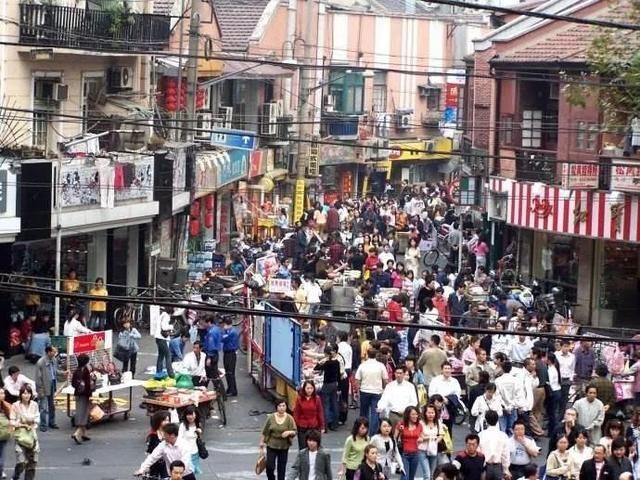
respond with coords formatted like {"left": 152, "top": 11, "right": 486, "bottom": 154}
{"left": 248, "top": 150, "right": 264, "bottom": 179}
{"left": 217, "top": 150, "right": 248, "bottom": 187}
{"left": 561, "top": 163, "right": 599, "bottom": 189}
{"left": 268, "top": 278, "right": 291, "bottom": 294}
{"left": 293, "top": 179, "right": 305, "bottom": 222}
{"left": 210, "top": 127, "right": 258, "bottom": 151}
{"left": 611, "top": 161, "right": 640, "bottom": 193}
{"left": 68, "top": 330, "right": 113, "bottom": 355}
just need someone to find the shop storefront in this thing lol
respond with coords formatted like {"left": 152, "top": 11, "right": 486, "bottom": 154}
{"left": 488, "top": 176, "right": 640, "bottom": 327}
{"left": 388, "top": 137, "right": 453, "bottom": 185}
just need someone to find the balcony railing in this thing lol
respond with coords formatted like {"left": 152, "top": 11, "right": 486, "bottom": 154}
{"left": 322, "top": 113, "right": 360, "bottom": 139}
{"left": 19, "top": 4, "right": 170, "bottom": 52}
{"left": 514, "top": 147, "right": 558, "bottom": 184}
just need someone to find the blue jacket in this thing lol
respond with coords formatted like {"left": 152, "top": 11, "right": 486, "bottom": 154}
{"left": 222, "top": 328, "right": 240, "bottom": 352}
{"left": 204, "top": 325, "right": 222, "bottom": 354}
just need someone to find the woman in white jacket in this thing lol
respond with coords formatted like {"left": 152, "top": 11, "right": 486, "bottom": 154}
{"left": 370, "top": 418, "right": 404, "bottom": 478}
{"left": 470, "top": 383, "right": 504, "bottom": 433}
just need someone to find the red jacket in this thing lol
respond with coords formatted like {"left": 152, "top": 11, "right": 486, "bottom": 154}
{"left": 433, "top": 295, "right": 450, "bottom": 325}
{"left": 293, "top": 394, "right": 325, "bottom": 430}
{"left": 388, "top": 300, "right": 402, "bottom": 323}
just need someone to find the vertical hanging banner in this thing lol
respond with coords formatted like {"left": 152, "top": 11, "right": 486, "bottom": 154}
{"left": 293, "top": 179, "right": 305, "bottom": 222}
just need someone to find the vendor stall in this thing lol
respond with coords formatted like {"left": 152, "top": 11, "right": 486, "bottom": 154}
{"left": 59, "top": 330, "right": 143, "bottom": 425}
{"left": 251, "top": 302, "right": 302, "bottom": 409}
{"left": 141, "top": 389, "right": 218, "bottom": 429}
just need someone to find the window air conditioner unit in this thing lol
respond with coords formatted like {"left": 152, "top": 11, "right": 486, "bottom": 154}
{"left": 425, "top": 140, "right": 435, "bottom": 153}
{"left": 217, "top": 106, "right": 233, "bottom": 129}
{"left": 261, "top": 102, "right": 278, "bottom": 136}
{"left": 109, "top": 66, "right": 134, "bottom": 90}
{"left": 52, "top": 83, "right": 69, "bottom": 102}
{"left": 195, "top": 112, "right": 212, "bottom": 141}
{"left": 396, "top": 110, "right": 413, "bottom": 130}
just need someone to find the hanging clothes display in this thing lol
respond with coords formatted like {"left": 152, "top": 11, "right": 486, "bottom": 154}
{"left": 114, "top": 164, "right": 125, "bottom": 190}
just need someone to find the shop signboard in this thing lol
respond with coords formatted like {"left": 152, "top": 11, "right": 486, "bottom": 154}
{"left": 561, "top": 163, "right": 599, "bottom": 189}
{"left": 319, "top": 143, "right": 358, "bottom": 166}
{"left": 268, "top": 278, "right": 291, "bottom": 294}
{"left": 68, "top": 330, "right": 113, "bottom": 355}
{"left": 210, "top": 127, "right": 258, "bottom": 151}
{"left": 248, "top": 150, "right": 264, "bottom": 179}
{"left": 0, "top": 170, "right": 6, "bottom": 213}
{"left": 293, "top": 179, "right": 305, "bottom": 222}
{"left": 217, "top": 150, "right": 248, "bottom": 187}
{"left": 611, "top": 160, "right": 640, "bottom": 193}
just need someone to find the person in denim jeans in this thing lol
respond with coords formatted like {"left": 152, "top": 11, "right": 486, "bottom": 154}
{"left": 396, "top": 406, "right": 423, "bottom": 480}
{"left": 314, "top": 345, "right": 341, "bottom": 431}
{"left": 355, "top": 348, "right": 388, "bottom": 436}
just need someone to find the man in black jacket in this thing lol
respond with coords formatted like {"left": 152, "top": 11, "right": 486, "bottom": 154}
{"left": 448, "top": 283, "right": 468, "bottom": 328}
{"left": 579, "top": 445, "right": 615, "bottom": 480}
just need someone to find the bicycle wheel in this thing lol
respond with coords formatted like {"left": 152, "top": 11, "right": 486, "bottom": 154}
{"left": 216, "top": 395, "right": 227, "bottom": 426}
{"left": 423, "top": 250, "right": 439, "bottom": 268}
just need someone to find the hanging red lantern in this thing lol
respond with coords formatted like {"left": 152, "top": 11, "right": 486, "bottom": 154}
{"left": 204, "top": 211, "right": 214, "bottom": 229}
{"left": 190, "top": 199, "right": 201, "bottom": 218}
{"left": 204, "top": 194, "right": 214, "bottom": 210}
{"left": 165, "top": 87, "right": 177, "bottom": 97}
{"left": 190, "top": 219, "right": 200, "bottom": 237}
{"left": 166, "top": 101, "right": 177, "bottom": 112}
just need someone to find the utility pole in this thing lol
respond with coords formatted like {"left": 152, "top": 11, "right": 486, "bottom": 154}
{"left": 293, "top": 0, "right": 315, "bottom": 223}
{"left": 183, "top": 0, "right": 200, "bottom": 141}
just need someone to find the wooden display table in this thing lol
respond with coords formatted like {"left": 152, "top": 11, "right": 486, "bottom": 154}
{"left": 61, "top": 380, "right": 145, "bottom": 425}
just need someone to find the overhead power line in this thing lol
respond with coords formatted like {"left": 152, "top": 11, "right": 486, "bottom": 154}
{"left": 418, "top": 0, "right": 640, "bottom": 31}
{"left": 0, "top": 280, "right": 637, "bottom": 344}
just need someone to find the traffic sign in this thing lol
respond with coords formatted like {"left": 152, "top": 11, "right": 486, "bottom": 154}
{"left": 210, "top": 127, "right": 258, "bottom": 151}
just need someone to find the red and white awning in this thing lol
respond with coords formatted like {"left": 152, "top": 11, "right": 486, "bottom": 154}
{"left": 489, "top": 177, "right": 640, "bottom": 243}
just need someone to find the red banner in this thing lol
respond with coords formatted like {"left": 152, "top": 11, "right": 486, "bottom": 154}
{"left": 71, "top": 331, "right": 107, "bottom": 354}
{"left": 445, "top": 84, "right": 459, "bottom": 108}
{"left": 248, "top": 150, "right": 263, "bottom": 179}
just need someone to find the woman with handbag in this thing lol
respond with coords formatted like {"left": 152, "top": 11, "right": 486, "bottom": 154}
{"left": 370, "top": 418, "right": 404, "bottom": 478}
{"left": 0, "top": 389, "right": 13, "bottom": 479}
{"left": 10, "top": 385, "right": 39, "bottom": 480}
{"left": 117, "top": 319, "right": 141, "bottom": 377}
{"left": 259, "top": 399, "right": 297, "bottom": 480}
{"left": 71, "top": 354, "right": 95, "bottom": 445}
{"left": 396, "top": 406, "right": 423, "bottom": 480}
{"left": 178, "top": 406, "right": 204, "bottom": 474}
{"left": 420, "top": 405, "right": 444, "bottom": 480}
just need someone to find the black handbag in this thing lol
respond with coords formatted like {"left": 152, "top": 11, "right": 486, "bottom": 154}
{"left": 196, "top": 434, "right": 209, "bottom": 459}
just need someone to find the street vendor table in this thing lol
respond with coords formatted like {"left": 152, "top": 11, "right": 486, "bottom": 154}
{"left": 61, "top": 380, "right": 145, "bottom": 425}
{"left": 141, "top": 390, "right": 218, "bottom": 430}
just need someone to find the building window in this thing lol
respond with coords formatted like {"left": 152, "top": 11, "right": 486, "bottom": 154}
{"left": 521, "top": 110, "right": 542, "bottom": 148}
{"left": 372, "top": 72, "right": 387, "bottom": 112}
{"left": 426, "top": 88, "right": 440, "bottom": 111}
{"left": 500, "top": 115, "right": 513, "bottom": 145}
{"left": 576, "top": 121, "right": 599, "bottom": 151}
{"left": 328, "top": 70, "right": 364, "bottom": 114}
{"left": 33, "top": 75, "right": 61, "bottom": 148}
{"left": 81, "top": 73, "right": 104, "bottom": 134}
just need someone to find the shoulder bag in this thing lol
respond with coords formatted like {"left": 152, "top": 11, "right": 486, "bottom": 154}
{"left": 0, "top": 414, "right": 12, "bottom": 442}
{"left": 15, "top": 427, "right": 36, "bottom": 450}
{"left": 255, "top": 446, "right": 266, "bottom": 475}
{"left": 196, "top": 432, "right": 209, "bottom": 459}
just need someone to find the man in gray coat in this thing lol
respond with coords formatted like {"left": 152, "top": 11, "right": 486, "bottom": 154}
{"left": 35, "top": 346, "right": 63, "bottom": 431}
{"left": 287, "top": 429, "right": 332, "bottom": 480}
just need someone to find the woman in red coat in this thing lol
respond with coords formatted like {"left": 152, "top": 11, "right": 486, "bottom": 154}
{"left": 293, "top": 380, "right": 325, "bottom": 449}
